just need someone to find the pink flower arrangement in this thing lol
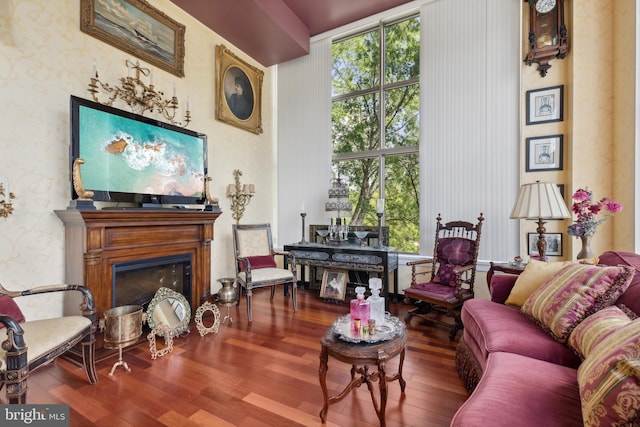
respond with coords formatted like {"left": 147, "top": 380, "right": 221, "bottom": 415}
{"left": 567, "top": 188, "right": 623, "bottom": 237}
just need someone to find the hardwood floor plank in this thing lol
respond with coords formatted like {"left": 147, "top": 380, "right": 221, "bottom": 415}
{"left": 12, "top": 289, "right": 468, "bottom": 426}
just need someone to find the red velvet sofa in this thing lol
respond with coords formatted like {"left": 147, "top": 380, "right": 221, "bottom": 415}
{"left": 450, "top": 251, "right": 640, "bottom": 426}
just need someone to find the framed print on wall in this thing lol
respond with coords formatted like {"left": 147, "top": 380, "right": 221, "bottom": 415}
{"left": 80, "top": 0, "right": 186, "bottom": 77}
{"left": 320, "top": 269, "right": 348, "bottom": 301}
{"left": 528, "top": 233, "right": 563, "bottom": 257}
{"left": 526, "top": 85, "right": 563, "bottom": 125}
{"left": 526, "top": 135, "right": 563, "bottom": 172}
{"left": 215, "top": 45, "right": 264, "bottom": 134}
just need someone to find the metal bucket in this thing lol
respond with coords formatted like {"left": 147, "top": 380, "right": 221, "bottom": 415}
{"left": 104, "top": 305, "right": 143, "bottom": 349}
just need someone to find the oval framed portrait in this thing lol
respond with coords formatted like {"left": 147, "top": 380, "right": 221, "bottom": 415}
{"left": 215, "top": 45, "right": 263, "bottom": 134}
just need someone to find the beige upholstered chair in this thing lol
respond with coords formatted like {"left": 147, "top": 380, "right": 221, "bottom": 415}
{"left": 404, "top": 214, "right": 484, "bottom": 340}
{"left": 232, "top": 224, "right": 297, "bottom": 321}
{"left": 0, "top": 283, "right": 97, "bottom": 403}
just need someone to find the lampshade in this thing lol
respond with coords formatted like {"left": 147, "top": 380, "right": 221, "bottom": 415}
{"left": 510, "top": 181, "right": 570, "bottom": 220}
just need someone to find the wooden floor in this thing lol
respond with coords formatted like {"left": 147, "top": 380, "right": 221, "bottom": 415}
{"left": 12, "top": 288, "right": 469, "bottom": 426}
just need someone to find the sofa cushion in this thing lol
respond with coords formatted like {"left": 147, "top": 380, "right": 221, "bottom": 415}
{"left": 505, "top": 258, "right": 597, "bottom": 307}
{"left": 451, "top": 352, "right": 583, "bottom": 427}
{"left": 578, "top": 318, "right": 640, "bottom": 426}
{"left": 461, "top": 299, "right": 581, "bottom": 370}
{"left": 598, "top": 251, "right": 640, "bottom": 315}
{"left": 0, "top": 295, "right": 25, "bottom": 329}
{"left": 521, "top": 263, "right": 634, "bottom": 343}
{"left": 568, "top": 306, "right": 632, "bottom": 359}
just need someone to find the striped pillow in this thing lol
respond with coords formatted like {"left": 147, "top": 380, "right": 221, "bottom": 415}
{"left": 578, "top": 318, "right": 640, "bottom": 426}
{"left": 521, "top": 263, "right": 634, "bottom": 343}
{"left": 568, "top": 306, "right": 632, "bottom": 359}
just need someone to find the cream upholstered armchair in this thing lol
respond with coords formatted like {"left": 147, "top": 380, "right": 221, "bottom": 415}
{"left": 232, "top": 224, "right": 297, "bottom": 321}
{"left": 0, "top": 283, "right": 97, "bottom": 403}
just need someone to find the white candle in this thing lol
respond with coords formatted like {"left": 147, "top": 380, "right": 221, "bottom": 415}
{"left": 377, "top": 198, "right": 385, "bottom": 213}
{"left": 173, "top": 82, "right": 176, "bottom": 98}
{"left": 149, "top": 71, "right": 153, "bottom": 85}
{"left": 92, "top": 62, "right": 97, "bottom": 78}
{"left": 302, "top": 203, "right": 306, "bottom": 214}
{"left": 186, "top": 97, "right": 190, "bottom": 111}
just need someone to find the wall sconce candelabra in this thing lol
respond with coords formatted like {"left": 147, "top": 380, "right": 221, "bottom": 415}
{"left": 88, "top": 59, "right": 191, "bottom": 127}
{"left": 226, "top": 170, "right": 255, "bottom": 224}
{"left": 0, "top": 183, "right": 15, "bottom": 218}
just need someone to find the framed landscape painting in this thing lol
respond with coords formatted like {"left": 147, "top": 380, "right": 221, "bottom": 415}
{"left": 80, "top": 0, "right": 186, "bottom": 77}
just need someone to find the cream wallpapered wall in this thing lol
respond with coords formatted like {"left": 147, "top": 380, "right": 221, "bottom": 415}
{"left": 0, "top": 0, "right": 275, "bottom": 319}
{"left": 520, "top": 0, "right": 636, "bottom": 259}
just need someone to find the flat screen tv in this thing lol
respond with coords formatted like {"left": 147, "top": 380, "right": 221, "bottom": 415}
{"left": 70, "top": 95, "right": 207, "bottom": 206}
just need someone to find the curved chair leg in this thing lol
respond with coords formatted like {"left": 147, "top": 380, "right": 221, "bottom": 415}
{"left": 270, "top": 285, "right": 276, "bottom": 300}
{"left": 246, "top": 289, "right": 253, "bottom": 322}
{"left": 82, "top": 336, "right": 98, "bottom": 384}
{"left": 292, "top": 282, "right": 298, "bottom": 312}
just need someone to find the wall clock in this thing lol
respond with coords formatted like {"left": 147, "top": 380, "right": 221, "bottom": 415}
{"left": 524, "top": 0, "right": 568, "bottom": 77}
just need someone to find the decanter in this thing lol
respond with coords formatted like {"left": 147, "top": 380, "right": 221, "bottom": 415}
{"left": 350, "top": 286, "right": 370, "bottom": 332}
{"left": 367, "top": 278, "right": 385, "bottom": 325}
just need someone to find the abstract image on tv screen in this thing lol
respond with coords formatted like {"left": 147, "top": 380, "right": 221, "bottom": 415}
{"left": 77, "top": 104, "right": 205, "bottom": 200}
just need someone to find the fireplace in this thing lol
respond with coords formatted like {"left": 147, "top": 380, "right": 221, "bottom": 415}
{"left": 55, "top": 209, "right": 221, "bottom": 351}
{"left": 112, "top": 254, "right": 192, "bottom": 309}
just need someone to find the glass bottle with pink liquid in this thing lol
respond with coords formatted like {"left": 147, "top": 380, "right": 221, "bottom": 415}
{"left": 350, "top": 286, "right": 370, "bottom": 333}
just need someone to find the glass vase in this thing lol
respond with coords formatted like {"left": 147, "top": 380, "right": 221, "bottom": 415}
{"left": 577, "top": 235, "right": 594, "bottom": 259}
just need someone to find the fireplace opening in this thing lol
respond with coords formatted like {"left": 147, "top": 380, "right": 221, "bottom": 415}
{"left": 112, "top": 254, "right": 192, "bottom": 309}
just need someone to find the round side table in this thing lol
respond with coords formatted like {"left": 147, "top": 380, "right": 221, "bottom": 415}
{"left": 318, "top": 321, "right": 407, "bottom": 426}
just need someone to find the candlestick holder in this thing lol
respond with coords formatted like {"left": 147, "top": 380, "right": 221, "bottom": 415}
{"left": 300, "top": 212, "right": 307, "bottom": 243}
{"left": 226, "top": 170, "right": 255, "bottom": 224}
{"left": 376, "top": 212, "right": 384, "bottom": 248}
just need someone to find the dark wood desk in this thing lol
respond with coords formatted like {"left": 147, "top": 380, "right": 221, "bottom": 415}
{"left": 283, "top": 242, "right": 399, "bottom": 307}
{"left": 318, "top": 323, "right": 407, "bottom": 426}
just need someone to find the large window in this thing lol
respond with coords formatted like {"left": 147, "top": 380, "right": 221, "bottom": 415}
{"left": 331, "top": 16, "right": 420, "bottom": 253}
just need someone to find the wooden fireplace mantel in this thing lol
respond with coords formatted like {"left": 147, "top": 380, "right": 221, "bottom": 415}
{"left": 55, "top": 209, "right": 221, "bottom": 324}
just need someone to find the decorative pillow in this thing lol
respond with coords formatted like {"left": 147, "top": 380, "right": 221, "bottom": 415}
{"left": 433, "top": 263, "right": 457, "bottom": 287}
{"left": 568, "top": 306, "right": 632, "bottom": 359}
{"left": 0, "top": 295, "right": 26, "bottom": 328}
{"left": 505, "top": 258, "right": 598, "bottom": 307}
{"left": 247, "top": 255, "right": 277, "bottom": 269}
{"left": 436, "top": 238, "right": 475, "bottom": 266}
{"left": 578, "top": 318, "right": 640, "bottom": 426}
{"left": 521, "top": 263, "right": 634, "bottom": 343}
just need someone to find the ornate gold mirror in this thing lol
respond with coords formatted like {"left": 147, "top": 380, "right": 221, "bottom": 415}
{"left": 146, "top": 287, "right": 191, "bottom": 337}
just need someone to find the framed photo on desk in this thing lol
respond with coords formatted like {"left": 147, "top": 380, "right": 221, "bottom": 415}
{"left": 320, "top": 269, "right": 347, "bottom": 301}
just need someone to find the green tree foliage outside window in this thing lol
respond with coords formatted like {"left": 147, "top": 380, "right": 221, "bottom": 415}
{"left": 331, "top": 16, "right": 420, "bottom": 253}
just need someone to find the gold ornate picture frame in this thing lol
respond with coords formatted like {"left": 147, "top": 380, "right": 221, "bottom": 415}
{"left": 215, "top": 45, "right": 264, "bottom": 134}
{"left": 80, "top": 0, "right": 186, "bottom": 77}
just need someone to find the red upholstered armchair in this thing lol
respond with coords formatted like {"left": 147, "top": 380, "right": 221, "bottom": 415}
{"left": 404, "top": 213, "right": 484, "bottom": 340}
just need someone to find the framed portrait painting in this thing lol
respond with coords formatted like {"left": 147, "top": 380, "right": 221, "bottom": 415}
{"left": 526, "top": 135, "right": 563, "bottom": 172}
{"left": 526, "top": 85, "right": 563, "bottom": 125}
{"left": 528, "top": 233, "right": 563, "bottom": 257}
{"left": 80, "top": 0, "right": 185, "bottom": 77}
{"left": 215, "top": 45, "right": 264, "bottom": 134}
{"left": 320, "top": 269, "right": 348, "bottom": 301}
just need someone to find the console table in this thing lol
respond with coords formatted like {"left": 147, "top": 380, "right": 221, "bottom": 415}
{"left": 283, "top": 242, "right": 398, "bottom": 307}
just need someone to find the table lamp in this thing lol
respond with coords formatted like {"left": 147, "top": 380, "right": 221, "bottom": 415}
{"left": 510, "top": 181, "right": 570, "bottom": 261}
